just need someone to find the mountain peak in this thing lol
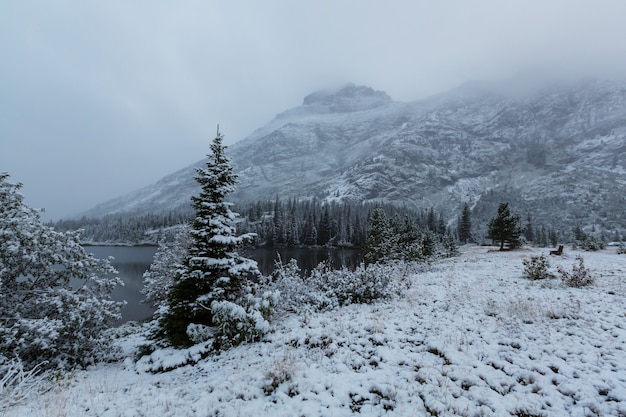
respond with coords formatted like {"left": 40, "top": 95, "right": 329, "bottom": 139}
{"left": 301, "top": 84, "right": 392, "bottom": 113}
{"left": 80, "top": 78, "right": 626, "bottom": 241}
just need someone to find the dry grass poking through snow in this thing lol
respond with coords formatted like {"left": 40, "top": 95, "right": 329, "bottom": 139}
{"left": 6, "top": 246, "right": 626, "bottom": 416}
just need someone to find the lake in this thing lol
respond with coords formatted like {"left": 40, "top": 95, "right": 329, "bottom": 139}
{"left": 86, "top": 245, "right": 361, "bottom": 324}
{"left": 86, "top": 246, "right": 158, "bottom": 324}
{"left": 244, "top": 247, "right": 361, "bottom": 276}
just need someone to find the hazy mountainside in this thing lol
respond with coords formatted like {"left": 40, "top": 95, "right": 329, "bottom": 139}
{"left": 83, "top": 81, "right": 626, "bottom": 237}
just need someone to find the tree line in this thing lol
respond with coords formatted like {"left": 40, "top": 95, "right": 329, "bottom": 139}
{"left": 49, "top": 209, "right": 193, "bottom": 244}
{"left": 49, "top": 199, "right": 461, "bottom": 249}
{"left": 48, "top": 191, "right": 613, "bottom": 251}
{"left": 236, "top": 198, "right": 456, "bottom": 249}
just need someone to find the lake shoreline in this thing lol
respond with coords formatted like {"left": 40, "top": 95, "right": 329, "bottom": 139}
{"left": 86, "top": 245, "right": 362, "bottom": 325}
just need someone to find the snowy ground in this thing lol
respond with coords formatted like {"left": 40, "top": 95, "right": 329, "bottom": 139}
{"left": 6, "top": 246, "right": 626, "bottom": 417}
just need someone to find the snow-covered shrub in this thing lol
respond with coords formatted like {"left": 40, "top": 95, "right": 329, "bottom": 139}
{"left": 265, "top": 258, "right": 334, "bottom": 312}
{"left": 142, "top": 225, "right": 191, "bottom": 308}
{"left": 186, "top": 323, "right": 215, "bottom": 344}
{"left": 269, "top": 258, "right": 310, "bottom": 309}
{"left": 575, "top": 234, "right": 606, "bottom": 251}
{"left": 0, "top": 356, "right": 48, "bottom": 410}
{"left": 210, "top": 288, "right": 278, "bottom": 350}
{"left": 267, "top": 257, "right": 411, "bottom": 313}
{"left": 558, "top": 255, "right": 594, "bottom": 288}
{"left": 522, "top": 255, "right": 555, "bottom": 280}
{"left": 136, "top": 342, "right": 213, "bottom": 373}
{"left": 311, "top": 262, "right": 396, "bottom": 306}
{"left": 617, "top": 244, "right": 626, "bottom": 255}
{"left": 0, "top": 173, "right": 123, "bottom": 371}
{"left": 440, "top": 234, "right": 460, "bottom": 258}
{"left": 262, "top": 351, "right": 296, "bottom": 395}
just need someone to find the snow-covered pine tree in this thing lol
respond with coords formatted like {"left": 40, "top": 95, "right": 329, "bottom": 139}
{"left": 362, "top": 207, "right": 394, "bottom": 265}
{"left": 427, "top": 208, "right": 437, "bottom": 232}
{"left": 524, "top": 213, "right": 534, "bottom": 244}
{"left": 158, "top": 129, "right": 275, "bottom": 349}
{"left": 0, "top": 173, "right": 123, "bottom": 370}
{"left": 487, "top": 202, "right": 522, "bottom": 250}
{"left": 317, "top": 204, "right": 333, "bottom": 246}
{"left": 458, "top": 202, "right": 472, "bottom": 244}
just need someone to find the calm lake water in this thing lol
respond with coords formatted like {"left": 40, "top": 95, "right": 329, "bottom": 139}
{"left": 86, "top": 246, "right": 158, "bottom": 324}
{"left": 245, "top": 247, "right": 361, "bottom": 276}
{"left": 86, "top": 245, "right": 361, "bottom": 324}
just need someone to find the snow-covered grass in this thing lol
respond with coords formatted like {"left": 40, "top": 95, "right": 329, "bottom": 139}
{"left": 5, "top": 246, "right": 626, "bottom": 417}
{"left": 0, "top": 358, "right": 49, "bottom": 412}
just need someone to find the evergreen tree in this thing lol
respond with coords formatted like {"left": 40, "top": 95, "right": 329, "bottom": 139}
{"left": 487, "top": 202, "right": 522, "bottom": 250}
{"left": 362, "top": 207, "right": 394, "bottom": 265}
{"left": 458, "top": 202, "right": 472, "bottom": 244}
{"left": 549, "top": 228, "right": 558, "bottom": 247}
{"left": 421, "top": 230, "right": 437, "bottom": 258}
{"left": 0, "top": 173, "right": 123, "bottom": 370}
{"left": 352, "top": 214, "right": 365, "bottom": 247}
{"left": 302, "top": 210, "right": 317, "bottom": 246}
{"left": 573, "top": 225, "right": 585, "bottom": 241}
{"left": 246, "top": 205, "right": 258, "bottom": 222}
{"left": 159, "top": 130, "right": 271, "bottom": 349}
{"left": 305, "top": 202, "right": 318, "bottom": 246}
{"left": 524, "top": 213, "right": 534, "bottom": 244}
{"left": 441, "top": 233, "right": 460, "bottom": 257}
{"left": 337, "top": 205, "right": 350, "bottom": 246}
{"left": 286, "top": 198, "right": 300, "bottom": 246}
{"left": 437, "top": 212, "right": 446, "bottom": 235}
{"left": 317, "top": 204, "right": 332, "bottom": 246}
{"left": 427, "top": 208, "right": 437, "bottom": 232}
{"left": 286, "top": 214, "right": 299, "bottom": 247}
{"left": 272, "top": 196, "right": 285, "bottom": 245}
{"left": 397, "top": 215, "right": 426, "bottom": 261}
{"left": 540, "top": 225, "right": 548, "bottom": 247}
{"left": 534, "top": 226, "right": 541, "bottom": 246}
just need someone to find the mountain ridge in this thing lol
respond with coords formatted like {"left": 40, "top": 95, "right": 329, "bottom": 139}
{"left": 81, "top": 78, "right": 626, "bottom": 237}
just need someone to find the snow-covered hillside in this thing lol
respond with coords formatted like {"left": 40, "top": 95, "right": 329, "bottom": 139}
{"left": 81, "top": 79, "right": 626, "bottom": 235}
{"left": 7, "top": 246, "right": 626, "bottom": 416}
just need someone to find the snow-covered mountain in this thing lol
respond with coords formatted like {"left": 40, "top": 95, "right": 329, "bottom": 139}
{"left": 82, "top": 80, "right": 626, "bottom": 234}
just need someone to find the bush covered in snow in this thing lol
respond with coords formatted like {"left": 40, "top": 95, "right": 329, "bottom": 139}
{"left": 268, "top": 258, "right": 412, "bottom": 313}
{"left": 558, "top": 255, "right": 594, "bottom": 287}
{"left": 265, "top": 258, "right": 312, "bottom": 311}
{"left": 522, "top": 254, "right": 555, "bottom": 280}
{"left": 211, "top": 289, "right": 278, "bottom": 350}
{"left": 0, "top": 173, "right": 124, "bottom": 371}
{"left": 311, "top": 262, "right": 399, "bottom": 306}
{"left": 141, "top": 225, "right": 191, "bottom": 308}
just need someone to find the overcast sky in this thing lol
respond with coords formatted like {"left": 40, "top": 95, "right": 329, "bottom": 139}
{"left": 2, "top": 1, "right": 626, "bottom": 220}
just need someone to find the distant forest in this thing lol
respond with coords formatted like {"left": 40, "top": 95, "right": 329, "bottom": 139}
{"left": 50, "top": 199, "right": 454, "bottom": 247}
{"left": 236, "top": 198, "right": 452, "bottom": 248}
{"left": 46, "top": 197, "right": 604, "bottom": 249}
{"left": 50, "top": 209, "right": 192, "bottom": 245}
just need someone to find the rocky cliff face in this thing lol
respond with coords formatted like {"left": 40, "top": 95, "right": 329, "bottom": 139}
{"left": 83, "top": 80, "right": 626, "bottom": 235}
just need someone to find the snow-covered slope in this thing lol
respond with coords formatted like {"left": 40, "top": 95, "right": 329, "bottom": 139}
{"left": 82, "top": 80, "right": 626, "bottom": 233}
{"left": 9, "top": 246, "right": 626, "bottom": 416}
